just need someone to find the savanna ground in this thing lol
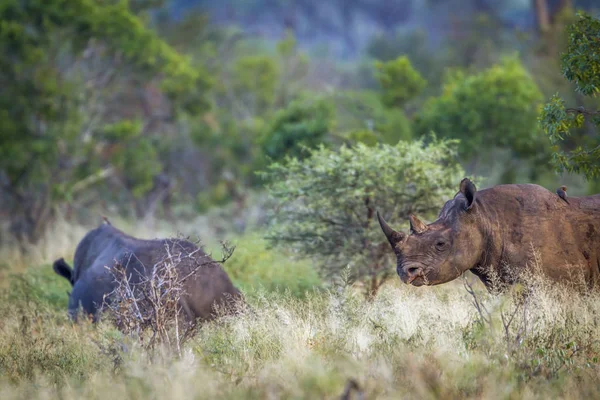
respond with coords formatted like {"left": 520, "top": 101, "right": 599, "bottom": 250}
{"left": 1, "top": 212, "right": 600, "bottom": 400}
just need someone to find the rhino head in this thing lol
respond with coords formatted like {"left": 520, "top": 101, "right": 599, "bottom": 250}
{"left": 378, "top": 178, "right": 485, "bottom": 286}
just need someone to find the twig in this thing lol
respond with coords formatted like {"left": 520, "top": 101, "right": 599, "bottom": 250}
{"left": 565, "top": 107, "right": 600, "bottom": 116}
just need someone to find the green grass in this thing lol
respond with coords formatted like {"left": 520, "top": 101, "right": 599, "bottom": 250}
{"left": 6, "top": 263, "right": 71, "bottom": 312}
{"left": 214, "top": 232, "right": 323, "bottom": 298}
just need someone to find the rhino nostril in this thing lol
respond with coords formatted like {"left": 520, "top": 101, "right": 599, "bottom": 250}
{"left": 407, "top": 267, "right": 421, "bottom": 275}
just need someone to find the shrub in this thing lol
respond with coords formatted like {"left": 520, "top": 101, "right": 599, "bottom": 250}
{"left": 417, "top": 57, "right": 546, "bottom": 169}
{"left": 259, "top": 137, "right": 464, "bottom": 296}
{"left": 335, "top": 90, "right": 413, "bottom": 145}
{"left": 102, "top": 239, "right": 236, "bottom": 356}
{"left": 375, "top": 55, "right": 426, "bottom": 109}
{"left": 260, "top": 98, "right": 335, "bottom": 162}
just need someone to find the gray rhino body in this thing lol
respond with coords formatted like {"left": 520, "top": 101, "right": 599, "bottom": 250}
{"left": 53, "top": 222, "right": 241, "bottom": 321}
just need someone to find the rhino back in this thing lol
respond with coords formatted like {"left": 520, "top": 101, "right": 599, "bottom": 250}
{"left": 472, "top": 184, "right": 600, "bottom": 282}
{"left": 73, "top": 224, "right": 165, "bottom": 281}
{"left": 72, "top": 224, "right": 125, "bottom": 282}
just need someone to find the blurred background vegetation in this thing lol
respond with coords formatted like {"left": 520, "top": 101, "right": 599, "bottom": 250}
{"left": 0, "top": 0, "right": 599, "bottom": 270}
{"left": 2, "top": 3, "right": 600, "bottom": 397}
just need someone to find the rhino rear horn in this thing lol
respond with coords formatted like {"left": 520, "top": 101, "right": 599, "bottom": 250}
{"left": 409, "top": 214, "right": 428, "bottom": 234}
{"left": 377, "top": 211, "right": 406, "bottom": 248}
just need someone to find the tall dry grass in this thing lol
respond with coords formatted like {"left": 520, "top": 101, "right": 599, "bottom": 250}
{"left": 2, "top": 272, "right": 600, "bottom": 399}
{"left": 1, "top": 218, "right": 600, "bottom": 398}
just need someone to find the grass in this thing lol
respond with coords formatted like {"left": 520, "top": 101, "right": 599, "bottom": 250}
{"left": 1, "top": 220, "right": 600, "bottom": 398}
{"left": 216, "top": 233, "right": 323, "bottom": 298}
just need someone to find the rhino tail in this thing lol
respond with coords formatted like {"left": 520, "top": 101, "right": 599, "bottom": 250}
{"left": 53, "top": 258, "right": 74, "bottom": 286}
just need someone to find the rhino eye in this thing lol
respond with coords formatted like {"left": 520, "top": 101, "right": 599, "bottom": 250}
{"left": 435, "top": 240, "right": 447, "bottom": 251}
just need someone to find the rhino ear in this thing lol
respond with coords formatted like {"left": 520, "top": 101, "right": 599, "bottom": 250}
{"left": 53, "top": 258, "right": 74, "bottom": 286}
{"left": 377, "top": 211, "right": 406, "bottom": 248}
{"left": 409, "top": 214, "right": 428, "bottom": 234}
{"left": 459, "top": 178, "right": 477, "bottom": 210}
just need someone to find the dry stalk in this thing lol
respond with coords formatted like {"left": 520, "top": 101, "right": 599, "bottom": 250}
{"left": 101, "top": 238, "right": 234, "bottom": 356}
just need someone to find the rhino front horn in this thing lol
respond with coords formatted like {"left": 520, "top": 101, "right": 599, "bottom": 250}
{"left": 409, "top": 214, "right": 428, "bottom": 234}
{"left": 377, "top": 211, "right": 406, "bottom": 248}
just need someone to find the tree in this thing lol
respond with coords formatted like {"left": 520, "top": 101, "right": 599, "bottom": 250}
{"left": 532, "top": 0, "right": 573, "bottom": 34}
{"left": 375, "top": 56, "right": 426, "bottom": 109}
{"left": 0, "top": 0, "right": 210, "bottom": 242}
{"left": 337, "top": 56, "right": 424, "bottom": 147}
{"left": 187, "top": 30, "right": 310, "bottom": 210}
{"left": 259, "top": 137, "right": 464, "bottom": 297}
{"left": 416, "top": 57, "right": 547, "bottom": 179}
{"left": 334, "top": 90, "right": 413, "bottom": 146}
{"left": 539, "top": 12, "right": 600, "bottom": 180}
{"left": 259, "top": 98, "right": 335, "bottom": 162}
{"left": 232, "top": 55, "right": 280, "bottom": 115}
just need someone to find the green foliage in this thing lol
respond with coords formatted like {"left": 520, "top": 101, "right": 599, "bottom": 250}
{"left": 561, "top": 13, "right": 600, "bottom": 97}
{"left": 220, "top": 233, "right": 322, "bottom": 298}
{"left": 259, "top": 138, "right": 464, "bottom": 294}
{"left": 233, "top": 55, "right": 280, "bottom": 113}
{"left": 417, "top": 57, "right": 545, "bottom": 163}
{"left": 367, "top": 30, "right": 439, "bottom": 81}
{"left": 377, "top": 109, "right": 413, "bottom": 144}
{"left": 260, "top": 98, "right": 335, "bottom": 162}
{"left": 345, "top": 129, "right": 379, "bottom": 146}
{"left": 0, "top": 0, "right": 211, "bottom": 240}
{"left": 97, "top": 120, "right": 162, "bottom": 198}
{"left": 539, "top": 13, "right": 600, "bottom": 179}
{"left": 196, "top": 181, "right": 236, "bottom": 212}
{"left": 184, "top": 31, "right": 310, "bottom": 201}
{"left": 335, "top": 90, "right": 413, "bottom": 145}
{"left": 375, "top": 56, "right": 426, "bottom": 109}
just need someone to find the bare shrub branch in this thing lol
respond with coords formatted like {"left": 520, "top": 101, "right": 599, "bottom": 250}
{"left": 101, "top": 238, "right": 235, "bottom": 356}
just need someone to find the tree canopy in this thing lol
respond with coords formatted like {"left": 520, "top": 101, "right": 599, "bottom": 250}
{"left": 375, "top": 55, "right": 426, "bottom": 109}
{"left": 416, "top": 57, "right": 546, "bottom": 163}
{"left": 0, "top": 0, "right": 210, "bottom": 241}
{"left": 539, "top": 12, "right": 600, "bottom": 180}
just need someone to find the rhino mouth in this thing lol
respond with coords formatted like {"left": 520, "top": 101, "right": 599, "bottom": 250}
{"left": 408, "top": 275, "right": 427, "bottom": 286}
{"left": 398, "top": 263, "right": 431, "bottom": 286}
{"left": 408, "top": 274, "right": 431, "bottom": 286}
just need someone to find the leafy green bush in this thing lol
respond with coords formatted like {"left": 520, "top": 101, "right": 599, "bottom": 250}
{"left": 259, "top": 137, "right": 464, "bottom": 296}
{"left": 232, "top": 55, "right": 280, "bottom": 114}
{"left": 417, "top": 57, "right": 546, "bottom": 166}
{"left": 0, "top": 0, "right": 211, "bottom": 241}
{"left": 260, "top": 98, "right": 335, "bottom": 162}
{"left": 335, "top": 90, "right": 413, "bottom": 145}
{"left": 375, "top": 56, "right": 427, "bottom": 109}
